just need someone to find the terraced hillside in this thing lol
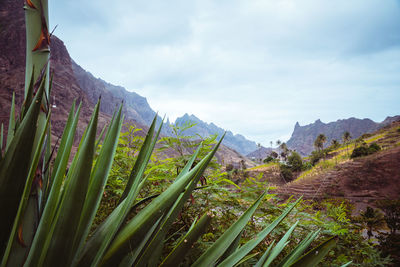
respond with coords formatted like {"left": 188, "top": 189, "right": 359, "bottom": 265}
{"left": 265, "top": 121, "right": 400, "bottom": 212}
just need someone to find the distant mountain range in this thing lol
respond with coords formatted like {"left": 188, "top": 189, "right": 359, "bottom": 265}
{"left": 2, "top": 0, "right": 399, "bottom": 161}
{"left": 0, "top": 0, "right": 256, "bottom": 162}
{"left": 175, "top": 114, "right": 259, "bottom": 155}
{"left": 287, "top": 116, "right": 400, "bottom": 156}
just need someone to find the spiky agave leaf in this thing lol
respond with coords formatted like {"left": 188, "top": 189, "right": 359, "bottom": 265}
{"left": 160, "top": 214, "right": 212, "bottom": 266}
{"left": 192, "top": 192, "right": 266, "bottom": 267}
{"left": 218, "top": 197, "right": 302, "bottom": 267}
{"left": 24, "top": 102, "right": 81, "bottom": 267}
{"left": 100, "top": 135, "right": 224, "bottom": 266}
{"left": 24, "top": 0, "right": 50, "bottom": 97}
{"left": 1, "top": 111, "right": 50, "bottom": 267}
{"left": 290, "top": 236, "right": 337, "bottom": 267}
{"left": 134, "top": 144, "right": 204, "bottom": 266}
{"left": 0, "top": 82, "right": 45, "bottom": 256}
{"left": 70, "top": 104, "right": 124, "bottom": 261}
{"left": 6, "top": 92, "right": 16, "bottom": 151}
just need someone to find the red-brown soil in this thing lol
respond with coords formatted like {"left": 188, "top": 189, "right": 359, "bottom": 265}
{"left": 272, "top": 122, "right": 400, "bottom": 213}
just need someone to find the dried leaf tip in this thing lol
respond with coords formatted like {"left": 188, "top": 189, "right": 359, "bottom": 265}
{"left": 26, "top": 0, "right": 37, "bottom": 9}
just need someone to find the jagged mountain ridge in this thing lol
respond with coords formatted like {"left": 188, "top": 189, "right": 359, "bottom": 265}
{"left": 0, "top": 0, "right": 257, "bottom": 166}
{"left": 287, "top": 116, "right": 400, "bottom": 156}
{"left": 71, "top": 62, "right": 173, "bottom": 136}
{"left": 175, "top": 113, "right": 259, "bottom": 155}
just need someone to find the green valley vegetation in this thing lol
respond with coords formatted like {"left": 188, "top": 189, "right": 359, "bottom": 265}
{"left": 0, "top": 1, "right": 353, "bottom": 266}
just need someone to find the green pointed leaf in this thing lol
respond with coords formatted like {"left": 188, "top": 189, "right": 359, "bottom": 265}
{"left": 6, "top": 92, "right": 15, "bottom": 151}
{"left": 25, "top": 102, "right": 82, "bottom": 267}
{"left": 95, "top": 123, "right": 108, "bottom": 149}
{"left": 101, "top": 134, "right": 224, "bottom": 265}
{"left": 21, "top": 67, "right": 35, "bottom": 118}
{"left": 0, "top": 81, "right": 44, "bottom": 256}
{"left": 119, "top": 115, "right": 160, "bottom": 203}
{"left": 50, "top": 101, "right": 77, "bottom": 184}
{"left": 218, "top": 197, "right": 302, "bottom": 267}
{"left": 254, "top": 241, "right": 275, "bottom": 267}
{"left": 76, "top": 116, "right": 163, "bottom": 266}
{"left": 277, "top": 230, "right": 320, "bottom": 267}
{"left": 234, "top": 252, "right": 259, "bottom": 267}
{"left": 41, "top": 123, "right": 52, "bottom": 211}
{"left": 71, "top": 104, "right": 123, "bottom": 261}
{"left": 192, "top": 190, "right": 266, "bottom": 267}
{"left": 42, "top": 100, "right": 100, "bottom": 267}
{"left": 263, "top": 221, "right": 299, "bottom": 267}
{"left": 219, "top": 229, "right": 243, "bottom": 263}
{"left": 340, "top": 261, "right": 352, "bottom": 267}
{"left": 1, "top": 111, "right": 50, "bottom": 266}
{"left": 290, "top": 236, "right": 337, "bottom": 267}
{"left": 161, "top": 214, "right": 211, "bottom": 267}
{"left": 119, "top": 217, "right": 163, "bottom": 267}
{"left": 134, "top": 144, "right": 203, "bottom": 266}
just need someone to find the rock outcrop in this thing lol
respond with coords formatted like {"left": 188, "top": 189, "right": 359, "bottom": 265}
{"left": 287, "top": 116, "right": 400, "bottom": 156}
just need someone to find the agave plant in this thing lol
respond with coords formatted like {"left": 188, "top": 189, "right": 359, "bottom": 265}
{"left": 0, "top": 0, "right": 351, "bottom": 266}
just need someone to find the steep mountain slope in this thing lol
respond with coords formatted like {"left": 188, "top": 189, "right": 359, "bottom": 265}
{"left": 0, "top": 0, "right": 255, "bottom": 168}
{"left": 273, "top": 121, "right": 400, "bottom": 212}
{"left": 71, "top": 62, "right": 172, "bottom": 135}
{"left": 0, "top": 0, "right": 113, "bottom": 140}
{"left": 287, "top": 116, "right": 400, "bottom": 156}
{"left": 175, "top": 113, "right": 258, "bottom": 155}
{"left": 0, "top": 0, "right": 170, "bottom": 140}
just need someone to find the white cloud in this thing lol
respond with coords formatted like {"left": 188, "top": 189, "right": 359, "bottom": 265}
{"left": 50, "top": 0, "right": 400, "bottom": 146}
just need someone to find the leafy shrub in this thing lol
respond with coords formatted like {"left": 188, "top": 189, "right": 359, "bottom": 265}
{"left": 302, "top": 161, "right": 313, "bottom": 171}
{"left": 287, "top": 151, "right": 303, "bottom": 172}
{"left": 310, "top": 150, "right": 324, "bottom": 165}
{"left": 350, "top": 146, "right": 370, "bottom": 158}
{"left": 351, "top": 143, "right": 381, "bottom": 158}
{"left": 279, "top": 163, "right": 293, "bottom": 181}
{"left": 0, "top": 2, "right": 347, "bottom": 266}
{"left": 368, "top": 142, "right": 381, "bottom": 153}
{"left": 263, "top": 156, "right": 274, "bottom": 163}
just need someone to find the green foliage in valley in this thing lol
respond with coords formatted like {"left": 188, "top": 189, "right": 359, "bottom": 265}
{"left": 351, "top": 142, "right": 381, "bottom": 158}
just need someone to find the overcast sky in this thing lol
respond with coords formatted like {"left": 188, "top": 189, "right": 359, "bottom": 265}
{"left": 49, "top": 0, "right": 400, "bottom": 146}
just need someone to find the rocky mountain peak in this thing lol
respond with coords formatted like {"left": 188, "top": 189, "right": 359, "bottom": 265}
{"left": 287, "top": 116, "right": 400, "bottom": 156}
{"left": 174, "top": 114, "right": 258, "bottom": 155}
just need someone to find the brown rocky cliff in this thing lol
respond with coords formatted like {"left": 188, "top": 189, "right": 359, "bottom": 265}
{"left": 286, "top": 117, "right": 400, "bottom": 156}
{"left": 0, "top": 0, "right": 114, "bottom": 140}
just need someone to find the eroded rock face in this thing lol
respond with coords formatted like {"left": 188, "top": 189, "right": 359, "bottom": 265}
{"left": 71, "top": 61, "right": 172, "bottom": 135}
{"left": 286, "top": 116, "right": 400, "bottom": 156}
{"left": 0, "top": 0, "right": 254, "bottom": 168}
{"left": 0, "top": 0, "right": 142, "bottom": 140}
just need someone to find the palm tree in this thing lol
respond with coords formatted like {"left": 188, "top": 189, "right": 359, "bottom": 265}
{"left": 342, "top": 131, "right": 352, "bottom": 157}
{"left": 331, "top": 139, "right": 340, "bottom": 149}
{"left": 314, "top": 134, "right": 326, "bottom": 152}
{"left": 331, "top": 139, "right": 340, "bottom": 164}
{"left": 276, "top": 139, "right": 281, "bottom": 159}
{"left": 279, "top": 142, "right": 289, "bottom": 161}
